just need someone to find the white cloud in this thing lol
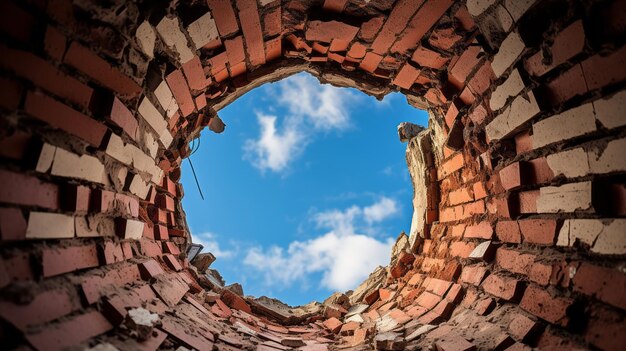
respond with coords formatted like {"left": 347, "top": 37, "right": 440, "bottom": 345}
{"left": 363, "top": 197, "right": 398, "bottom": 224}
{"left": 243, "top": 197, "right": 399, "bottom": 292}
{"left": 243, "top": 73, "right": 358, "bottom": 173}
{"left": 192, "top": 232, "right": 235, "bottom": 259}
{"left": 243, "top": 113, "right": 303, "bottom": 172}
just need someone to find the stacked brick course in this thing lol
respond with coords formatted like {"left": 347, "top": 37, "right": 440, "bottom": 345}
{"left": 0, "top": 0, "right": 624, "bottom": 350}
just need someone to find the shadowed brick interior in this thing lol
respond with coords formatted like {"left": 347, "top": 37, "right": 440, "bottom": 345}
{"left": 0, "top": 0, "right": 625, "bottom": 350}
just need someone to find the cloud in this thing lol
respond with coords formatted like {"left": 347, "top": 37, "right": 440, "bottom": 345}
{"left": 363, "top": 197, "right": 398, "bottom": 224}
{"left": 243, "top": 197, "right": 399, "bottom": 292}
{"left": 243, "top": 113, "right": 303, "bottom": 172}
{"left": 192, "top": 232, "right": 235, "bottom": 259}
{"left": 243, "top": 73, "right": 358, "bottom": 173}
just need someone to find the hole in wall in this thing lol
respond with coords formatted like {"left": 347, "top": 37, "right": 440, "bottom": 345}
{"left": 180, "top": 72, "right": 428, "bottom": 306}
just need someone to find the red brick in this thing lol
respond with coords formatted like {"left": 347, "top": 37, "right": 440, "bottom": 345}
{"left": 166, "top": 69, "right": 195, "bottom": 117}
{"left": 581, "top": 44, "right": 626, "bottom": 91}
{"left": 237, "top": 0, "right": 266, "bottom": 67}
{"left": 412, "top": 46, "right": 449, "bottom": 69}
{"left": 154, "top": 225, "right": 169, "bottom": 240}
{"left": 0, "top": 45, "right": 93, "bottom": 108}
{"left": 541, "top": 63, "right": 587, "bottom": 106}
{"left": 305, "top": 20, "right": 359, "bottom": 44}
{"left": 370, "top": 0, "right": 422, "bottom": 54}
{"left": 25, "top": 311, "right": 113, "bottom": 351}
{"left": 42, "top": 244, "right": 100, "bottom": 277}
{"left": 265, "top": 36, "right": 282, "bottom": 62}
{"left": 468, "top": 104, "right": 488, "bottom": 125}
{"left": 209, "top": 51, "right": 228, "bottom": 77}
{"left": 473, "top": 182, "right": 487, "bottom": 200}
{"left": 0, "top": 208, "right": 27, "bottom": 241}
{"left": 514, "top": 130, "right": 533, "bottom": 154}
{"left": 508, "top": 313, "right": 540, "bottom": 342}
{"left": 572, "top": 263, "right": 626, "bottom": 311}
{"left": 482, "top": 274, "right": 523, "bottom": 301}
{"left": 359, "top": 16, "right": 384, "bottom": 41}
{"left": 464, "top": 221, "right": 493, "bottom": 239}
{"left": 156, "top": 194, "right": 175, "bottom": 211}
{"left": 444, "top": 101, "right": 459, "bottom": 128}
{"left": 138, "top": 259, "right": 165, "bottom": 279}
{"left": 520, "top": 285, "right": 571, "bottom": 325}
{"left": 468, "top": 61, "right": 495, "bottom": 95}
{"left": 101, "top": 241, "right": 125, "bottom": 265}
{"left": 182, "top": 56, "right": 209, "bottom": 92}
{"left": 584, "top": 307, "right": 626, "bottom": 351}
{"left": 108, "top": 97, "right": 138, "bottom": 139}
{"left": 221, "top": 289, "right": 252, "bottom": 313}
{"left": 0, "top": 170, "right": 59, "bottom": 209}
{"left": 359, "top": 52, "right": 383, "bottom": 72}
{"left": 64, "top": 42, "right": 141, "bottom": 97}
{"left": 152, "top": 273, "right": 189, "bottom": 307}
{"left": 519, "top": 219, "right": 557, "bottom": 245}
{"left": 429, "top": 27, "right": 462, "bottom": 51}
{"left": 450, "top": 241, "right": 477, "bottom": 258}
{"left": 438, "top": 153, "right": 464, "bottom": 179}
{"left": 207, "top": 0, "right": 239, "bottom": 36}
{"left": 460, "top": 264, "right": 488, "bottom": 285}
{"left": 0, "top": 77, "right": 23, "bottom": 110}
{"left": 0, "top": 289, "right": 79, "bottom": 330}
{"left": 81, "top": 264, "right": 142, "bottom": 304}
{"left": 527, "top": 158, "right": 554, "bottom": 184}
{"left": 448, "top": 46, "right": 481, "bottom": 89}
{"left": 435, "top": 335, "right": 476, "bottom": 351}
{"left": 475, "top": 297, "right": 495, "bottom": 315}
{"left": 518, "top": 190, "right": 538, "bottom": 213}
{"left": 529, "top": 262, "right": 551, "bottom": 286}
{"left": 25, "top": 91, "right": 107, "bottom": 148}
{"left": 392, "top": 64, "right": 420, "bottom": 89}
{"left": 163, "top": 254, "right": 183, "bottom": 271}
{"left": 392, "top": 0, "right": 454, "bottom": 55}
{"left": 499, "top": 162, "right": 524, "bottom": 190}
{"left": 323, "top": 0, "right": 348, "bottom": 12}
{"left": 525, "top": 21, "right": 585, "bottom": 76}
{"left": 263, "top": 7, "right": 281, "bottom": 37}
{"left": 44, "top": 26, "right": 66, "bottom": 61}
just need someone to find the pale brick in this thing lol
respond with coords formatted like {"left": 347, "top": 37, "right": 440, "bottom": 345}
{"left": 154, "top": 81, "right": 179, "bottom": 118}
{"left": 593, "top": 90, "right": 626, "bottom": 129}
{"left": 106, "top": 134, "right": 132, "bottom": 166}
{"left": 186, "top": 12, "right": 219, "bottom": 50}
{"left": 486, "top": 91, "right": 540, "bottom": 141}
{"left": 546, "top": 148, "right": 590, "bottom": 178}
{"left": 51, "top": 148, "right": 105, "bottom": 184}
{"left": 119, "top": 219, "right": 144, "bottom": 240}
{"left": 504, "top": 0, "right": 538, "bottom": 21}
{"left": 156, "top": 16, "right": 195, "bottom": 63}
{"left": 466, "top": 0, "right": 496, "bottom": 16}
{"left": 589, "top": 138, "right": 626, "bottom": 174}
{"left": 36, "top": 143, "right": 56, "bottom": 173}
{"left": 491, "top": 32, "right": 525, "bottom": 77}
{"left": 536, "top": 181, "right": 592, "bottom": 213}
{"left": 489, "top": 69, "right": 524, "bottom": 111}
{"left": 557, "top": 219, "right": 626, "bottom": 254}
{"left": 557, "top": 219, "right": 602, "bottom": 247}
{"left": 138, "top": 98, "right": 167, "bottom": 136}
{"left": 532, "top": 103, "right": 596, "bottom": 148}
{"left": 26, "top": 212, "right": 74, "bottom": 239}
{"left": 592, "top": 219, "right": 626, "bottom": 254}
{"left": 495, "top": 5, "right": 513, "bottom": 31}
{"left": 136, "top": 21, "right": 156, "bottom": 59}
{"left": 129, "top": 175, "right": 150, "bottom": 200}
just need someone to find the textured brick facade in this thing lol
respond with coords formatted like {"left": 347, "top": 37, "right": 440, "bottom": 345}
{"left": 0, "top": 0, "right": 624, "bottom": 350}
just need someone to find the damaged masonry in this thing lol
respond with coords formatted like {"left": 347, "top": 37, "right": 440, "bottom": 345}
{"left": 0, "top": 0, "right": 625, "bottom": 350}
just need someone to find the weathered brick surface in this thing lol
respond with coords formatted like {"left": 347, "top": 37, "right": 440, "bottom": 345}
{"left": 0, "top": 1, "right": 624, "bottom": 350}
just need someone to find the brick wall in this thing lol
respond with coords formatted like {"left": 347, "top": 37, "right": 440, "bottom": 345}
{"left": 0, "top": 0, "right": 624, "bottom": 350}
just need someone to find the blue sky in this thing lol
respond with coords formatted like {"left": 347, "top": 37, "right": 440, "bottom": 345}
{"left": 181, "top": 72, "right": 428, "bottom": 306}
